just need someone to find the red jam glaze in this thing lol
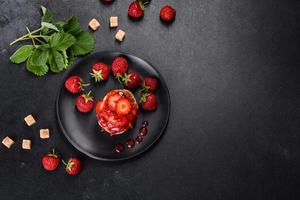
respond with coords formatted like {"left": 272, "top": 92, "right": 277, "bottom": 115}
{"left": 115, "top": 143, "right": 125, "bottom": 153}
{"left": 96, "top": 90, "right": 138, "bottom": 135}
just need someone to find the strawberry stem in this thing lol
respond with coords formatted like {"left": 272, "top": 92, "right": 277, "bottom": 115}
{"left": 62, "top": 159, "right": 68, "bottom": 166}
{"left": 10, "top": 27, "right": 43, "bottom": 46}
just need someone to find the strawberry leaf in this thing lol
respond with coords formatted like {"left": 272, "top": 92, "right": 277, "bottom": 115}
{"left": 41, "top": 22, "right": 59, "bottom": 32}
{"left": 41, "top": 5, "right": 53, "bottom": 23}
{"left": 48, "top": 49, "right": 66, "bottom": 72}
{"left": 26, "top": 49, "right": 49, "bottom": 76}
{"left": 30, "top": 48, "right": 49, "bottom": 66}
{"left": 10, "top": 45, "right": 34, "bottom": 64}
{"left": 48, "top": 32, "right": 76, "bottom": 51}
{"left": 70, "top": 31, "right": 95, "bottom": 56}
{"left": 66, "top": 50, "right": 74, "bottom": 68}
{"left": 63, "top": 17, "right": 81, "bottom": 35}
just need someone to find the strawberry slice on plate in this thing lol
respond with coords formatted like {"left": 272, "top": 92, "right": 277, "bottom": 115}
{"left": 116, "top": 98, "right": 132, "bottom": 115}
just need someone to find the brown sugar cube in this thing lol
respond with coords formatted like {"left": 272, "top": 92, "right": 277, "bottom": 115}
{"left": 115, "top": 29, "right": 126, "bottom": 42}
{"left": 2, "top": 136, "right": 14, "bottom": 149}
{"left": 22, "top": 139, "right": 31, "bottom": 150}
{"left": 24, "top": 114, "right": 36, "bottom": 126}
{"left": 89, "top": 18, "right": 100, "bottom": 31}
{"left": 40, "top": 129, "right": 50, "bottom": 139}
{"left": 110, "top": 16, "right": 118, "bottom": 28}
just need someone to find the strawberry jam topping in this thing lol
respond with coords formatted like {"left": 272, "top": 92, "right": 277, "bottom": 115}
{"left": 96, "top": 89, "right": 138, "bottom": 135}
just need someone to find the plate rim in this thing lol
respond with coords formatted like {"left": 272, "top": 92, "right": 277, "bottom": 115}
{"left": 56, "top": 51, "right": 171, "bottom": 161}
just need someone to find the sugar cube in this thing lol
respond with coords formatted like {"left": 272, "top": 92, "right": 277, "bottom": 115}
{"left": 22, "top": 139, "right": 31, "bottom": 150}
{"left": 89, "top": 18, "right": 100, "bottom": 31}
{"left": 110, "top": 16, "right": 118, "bottom": 28}
{"left": 40, "top": 129, "right": 50, "bottom": 139}
{"left": 24, "top": 114, "right": 36, "bottom": 126}
{"left": 2, "top": 136, "right": 14, "bottom": 148}
{"left": 115, "top": 29, "right": 126, "bottom": 42}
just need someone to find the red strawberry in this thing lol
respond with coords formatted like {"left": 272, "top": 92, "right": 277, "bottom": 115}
{"left": 64, "top": 157, "right": 81, "bottom": 175}
{"left": 142, "top": 77, "right": 158, "bottom": 93}
{"left": 65, "top": 76, "right": 89, "bottom": 94}
{"left": 115, "top": 98, "right": 132, "bottom": 115}
{"left": 76, "top": 91, "right": 94, "bottom": 113}
{"left": 128, "top": 0, "right": 150, "bottom": 19}
{"left": 90, "top": 62, "right": 110, "bottom": 82}
{"left": 122, "top": 71, "right": 142, "bottom": 89}
{"left": 160, "top": 5, "right": 176, "bottom": 22}
{"left": 128, "top": 1, "right": 143, "bottom": 18}
{"left": 141, "top": 93, "right": 157, "bottom": 111}
{"left": 101, "top": 0, "right": 114, "bottom": 3}
{"left": 42, "top": 149, "right": 60, "bottom": 171}
{"left": 112, "top": 56, "right": 129, "bottom": 77}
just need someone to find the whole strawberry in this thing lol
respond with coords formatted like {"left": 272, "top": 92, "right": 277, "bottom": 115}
{"left": 122, "top": 71, "right": 142, "bottom": 89}
{"left": 112, "top": 56, "right": 129, "bottom": 77}
{"left": 160, "top": 5, "right": 176, "bottom": 22}
{"left": 42, "top": 149, "right": 60, "bottom": 171}
{"left": 101, "top": 0, "right": 114, "bottom": 3}
{"left": 90, "top": 62, "right": 110, "bottom": 82}
{"left": 141, "top": 93, "right": 157, "bottom": 111}
{"left": 64, "top": 157, "right": 81, "bottom": 175}
{"left": 142, "top": 77, "right": 158, "bottom": 93}
{"left": 65, "top": 75, "right": 89, "bottom": 94}
{"left": 76, "top": 91, "right": 94, "bottom": 113}
{"left": 128, "top": 0, "right": 151, "bottom": 19}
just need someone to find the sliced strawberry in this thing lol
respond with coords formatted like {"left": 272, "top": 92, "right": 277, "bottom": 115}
{"left": 108, "top": 94, "right": 122, "bottom": 110}
{"left": 116, "top": 98, "right": 132, "bottom": 115}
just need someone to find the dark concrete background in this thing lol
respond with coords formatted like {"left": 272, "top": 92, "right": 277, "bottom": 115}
{"left": 0, "top": 0, "right": 300, "bottom": 199}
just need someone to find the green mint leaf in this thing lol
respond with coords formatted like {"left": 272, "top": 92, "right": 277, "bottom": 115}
{"left": 63, "top": 17, "right": 81, "bottom": 35}
{"left": 41, "top": 6, "right": 53, "bottom": 23}
{"left": 10, "top": 45, "right": 34, "bottom": 64}
{"left": 49, "top": 49, "right": 66, "bottom": 72}
{"left": 26, "top": 54, "right": 49, "bottom": 76}
{"left": 70, "top": 31, "right": 95, "bottom": 56}
{"left": 41, "top": 22, "right": 59, "bottom": 32}
{"left": 49, "top": 32, "right": 76, "bottom": 51}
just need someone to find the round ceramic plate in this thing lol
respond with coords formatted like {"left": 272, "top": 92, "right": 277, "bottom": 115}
{"left": 56, "top": 51, "right": 170, "bottom": 161}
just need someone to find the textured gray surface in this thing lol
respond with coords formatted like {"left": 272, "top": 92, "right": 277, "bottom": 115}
{"left": 0, "top": 0, "right": 300, "bottom": 199}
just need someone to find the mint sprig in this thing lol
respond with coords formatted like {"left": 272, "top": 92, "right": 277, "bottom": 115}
{"left": 9, "top": 6, "right": 95, "bottom": 77}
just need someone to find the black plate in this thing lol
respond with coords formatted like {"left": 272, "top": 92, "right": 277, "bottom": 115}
{"left": 56, "top": 51, "right": 170, "bottom": 161}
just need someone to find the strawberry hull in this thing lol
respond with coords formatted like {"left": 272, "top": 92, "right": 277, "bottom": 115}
{"left": 96, "top": 89, "right": 138, "bottom": 135}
